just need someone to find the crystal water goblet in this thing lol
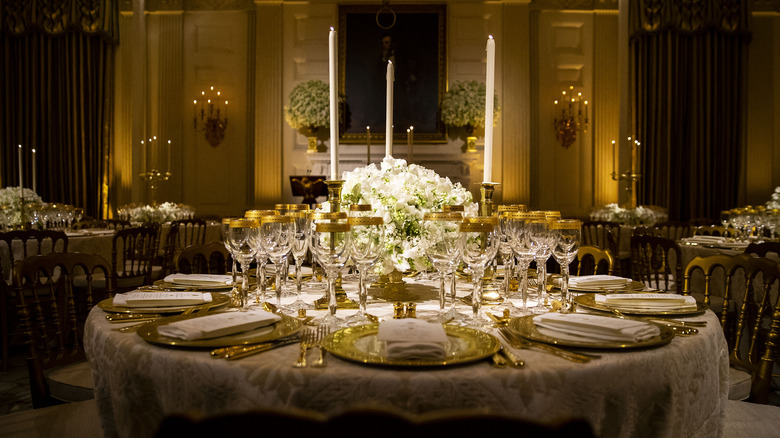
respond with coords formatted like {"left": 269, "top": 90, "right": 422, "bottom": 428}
{"left": 259, "top": 215, "right": 295, "bottom": 309}
{"left": 506, "top": 211, "right": 545, "bottom": 315}
{"left": 221, "top": 217, "right": 240, "bottom": 292}
{"left": 311, "top": 221, "right": 351, "bottom": 328}
{"left": 285, "top": 211, "right": 314, "bottom": 312}
{"left": 245, "top": 209, "right": 279, "bottom": 302}
{"left": 529, "top": 217, "right": 554, "bottom": 314}
{"left": 345, "top": 215, "right": 384, "bottom": 326}
{"left": 551, "top": 219, "right": 581, "bottom": 313}
{"left": 459, "top": 218, "right": 499, "bottom": 328}
{"left": 493, "top": 205, "right": 525, "bottom": 315}
{"left": 228, "top": 218, "right": 260, "bottom": 310}
{"left": 422, "top": 212, "right": 464, "bottom": 321}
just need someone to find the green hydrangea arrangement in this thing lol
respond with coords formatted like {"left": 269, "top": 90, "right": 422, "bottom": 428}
{"left": 284, "top": 80, "right": 335, "bottom": 130}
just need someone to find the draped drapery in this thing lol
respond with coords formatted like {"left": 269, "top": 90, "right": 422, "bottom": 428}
{"left": 0, "top": 0, "right": 118, "bottom": 219}
{"left": 630, "top": 0, "right": 751, "bottom": 222}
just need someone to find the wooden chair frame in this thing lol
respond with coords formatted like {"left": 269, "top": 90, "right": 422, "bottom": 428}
{"left": 575, "top": 246, "right": 614, "bottom": 276}
{"left": 174, "top": 241, "right": 232, "bottom": 275}
{"left": 630, "top": 234, "right": 684, "bottom": 293}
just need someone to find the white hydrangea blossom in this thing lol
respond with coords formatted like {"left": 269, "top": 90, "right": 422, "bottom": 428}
{"left": 589, "top": 203, "right": 668, "bottom": 226}
{"left": 440, "top": 80, "right": 500, "bottom": 128}
{"left": 766, "top": 187, "right": 780, "bottom": 209}
{"left": 341, "top": 156, "right": 477, "bottom": 274}
{"left": 0, "top": 186, "right": 43, "bottom": 227}
{"left": 284, "top": 80, "right": 338, "bottom": 130}
{"left": 117, "top": 202, "right": 194, "bottom": 224}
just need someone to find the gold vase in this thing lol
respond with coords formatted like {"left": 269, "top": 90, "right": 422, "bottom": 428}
{"left": 466, "top": 136, "right": 478, "bottom": 153}
{"left": 307, "top": 136, "right": 318, "bottom": 153}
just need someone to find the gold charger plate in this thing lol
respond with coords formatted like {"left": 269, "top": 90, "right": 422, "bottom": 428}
{"left": 573, "top": 294, "right": 708, "bottom": 316}
{"left": 507, "top": 314, "right": 675, "bottom": 350}
{"left": 321, "top": 323, "right": 500, "bottom": 367}
{"left": 97, "top": 292, "right": 230, "bottom": 314}
{"left": 154, "top": 279, "right": 240, "bottom": 291}
{"left": 137, "top": 312, "right": 302, "bottom": 348}
{"left": 553, "top": 278, "right": 645, "bottom": 293}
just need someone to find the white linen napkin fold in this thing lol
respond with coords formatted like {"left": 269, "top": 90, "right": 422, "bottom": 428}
{"left": 533, "top": 313, "right": 660, "bottom": 343}
{"left": 163, "top": 274, "right": 232, "bottom": 286}
{"left": 569, "top": 275, "right": 632, "bottom": 289}
{"left": 377, "top": 319, "right": 448, "bottom": 361}
{"left": 595, "top": 293, "right": 698, "bottom": 311}
{"left": 112, "top": 291, "right": 212, "bottom": 308}
{"left": 684, "top": 235, "right": 725, "bottom": 243}
{"left": 157, "top": 310, "right": 281, "bottom": 341}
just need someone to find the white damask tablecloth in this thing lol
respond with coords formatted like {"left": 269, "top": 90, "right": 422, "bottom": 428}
{"left": 85, "top": 279, "right": 728, "bottom": 438}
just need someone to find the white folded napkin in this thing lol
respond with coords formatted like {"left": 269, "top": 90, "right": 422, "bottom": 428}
{"left": 377, "top": 319, "right": 448, "bottom": 361}
{"left": 685, "top": 235, "right": 725, "bottom": 242}
{"left": 112, "top": 291, "right": 212, "bottom": 308}
{"left": 533, "top": 313, "right": 660, "bottom": 343}
{"left": 157, "top": 310, "right": 281, "bottom": 341}
{"left": 595, "top": 293, "right": 698, "bottom": 311}
{"left": 164, "top": 274, "right": 232, "bottom": 286}
{"left": 569, "top": 275, "right": 632, "bottom": 289}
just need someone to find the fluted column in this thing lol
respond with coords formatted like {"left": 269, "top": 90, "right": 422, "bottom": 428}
{"left": 593, "top": 10, "right": 620, "bottom": 207}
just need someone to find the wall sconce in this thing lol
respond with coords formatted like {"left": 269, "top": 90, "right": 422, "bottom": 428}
{"left": 553, "top": 86, "right": 588, "bottom": 148}
{"left": 193, "top": 86, "right": 228, "bottom": 147}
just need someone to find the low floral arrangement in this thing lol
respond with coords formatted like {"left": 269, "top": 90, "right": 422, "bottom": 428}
{"left": 589, "top": 203, "right": 668, "bottom": 226}
{"left": 284, "top": 80, "right": 340, "bottom": 132}
{"left": 766, "top": 187, "right": 780, "bottom": 209}
{"left": 116, "top": 202, "right": 194, "bottom": 224}
{"left": 440, "top": 80, "right": 500, "bottom": 130}
{"left": 341, "top": 156, "right": 478, "bottom": 274}
{"left": 0, "top": 186, "right": 44, "bottom": 227}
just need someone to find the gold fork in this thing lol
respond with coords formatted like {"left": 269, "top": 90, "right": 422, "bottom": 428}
{"left": 294, "top": 329, "right": 315, "bottom": 368}
{"left": 310, "top": 325, "right": 331, "bottom": 368}
{"left": 498, "top": 326, "right": 596, "bottom": 363}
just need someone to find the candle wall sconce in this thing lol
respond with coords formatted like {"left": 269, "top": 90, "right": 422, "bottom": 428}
{"left": 553, "top": 86, "right": 588, "bottom": 148}
{"left": 193, "top": 86, "right": 228, "bottom": 147}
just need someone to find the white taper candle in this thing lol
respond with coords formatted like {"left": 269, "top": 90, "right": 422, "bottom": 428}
{"left": 483, "top": 36, "right": 495, "bottom": 183}
{"left": 329, "top": 27, "right": 339, "bottom": 179}
{"left": 385, "top": 61, "right": 394, "bottom": 158}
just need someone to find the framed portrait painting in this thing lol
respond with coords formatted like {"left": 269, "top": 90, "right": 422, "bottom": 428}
{"left": 338, "top": 4, "right": 447, "bottom": 144}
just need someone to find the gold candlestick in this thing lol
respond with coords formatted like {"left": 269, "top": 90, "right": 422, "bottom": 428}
{"left": 610, "top": 137, "right": 642, "bottom": 209}
{"left": 480, "top": 182, "right": 499, "bottom": 216}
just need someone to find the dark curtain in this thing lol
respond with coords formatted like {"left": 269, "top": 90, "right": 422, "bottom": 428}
{"left": 0, "top": 0, "right": 118, "bottom": 219}
{"left": 630, "top": 0, "right": 750, "bottom": 222}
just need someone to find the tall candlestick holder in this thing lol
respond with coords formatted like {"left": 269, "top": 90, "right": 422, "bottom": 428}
{"left": 139, "top": 169, "right": 172, "bottom": 205}
{"left": 314, "top": 180, "right": 358, "bottom": 310}
{"left": 610, "top": 138, "right": 642, "bottom": 209}
{"left": 480, "top": 182, "right": 499, "bottom": 217}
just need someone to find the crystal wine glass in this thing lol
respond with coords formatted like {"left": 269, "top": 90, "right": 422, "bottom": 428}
{"left": 506, "top": 211, "right": 544, "bottom": 315}
{"left": 259, "top": 215, "right": 295, "bottom": 309}
{"left": 345, "top": 215, "right": 385, "bottom": 326}
{"left": 422, "top": 212, "right": 464, "bottom": 322}
{"left": 551, "top": 219, "right": 581, "bottom": 313}
{"left": 493, "top": 205, "right": 525, "bottom": 316}
{"left": 459, "top": 218, "right": 499, "bottom": 328}
{"left": 310, "top": 220, "right": 351, "bottom": 328}
{"left": 528, "top": 217, "right": 554, "bottom": 314}
{"left": 285, "top": 210, "right": 314, "bottom": 312}
{"left": 245, "top": 209, "right": 279, "bottom": 302}
{"left": 221, "top": 217, "right": 240, "bottom": 293}
{"left": 228, "top": 218, "right": 260, "bottom": 310}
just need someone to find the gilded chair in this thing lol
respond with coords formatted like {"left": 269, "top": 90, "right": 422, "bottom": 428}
{"left": 630, "top": 234, "right": 684, "bottom": 293}
{"left": 111, "top": 225, "right": 159, "bottom": 292}
{"left": 0, "top": 229, "right": 68, "bottom": 370}
{"left": 682, "top": 254, "right": 780, "bottom": 403}
{"left": 174, "top": 241, "right": 231, "bottom": 275}
{"left": 13, "top": 252, "right": 113, "bottom": 408}
{"left": 574, "top": 245, "right": 614, "bottom": 276}
{"left": 651, "top": 221, "right": 694, "bottom": 240}
{"left": 581, "top": 221, "right": 622, "bottom": 273}
{"left": 161, "top": 219, "right": 207, "bottom": 277}
{"left": 72, "top": 219, "right": 109, "bottom": 230}
{"left": 693, "top": 225, "right": 735, "bottom": 238}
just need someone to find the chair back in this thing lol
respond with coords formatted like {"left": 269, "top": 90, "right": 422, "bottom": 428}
{"left": 112, "top": 226, "right": 159, "bottom": 291}
{"left": 744, "top": 242, "right": 780, "bottom": 259}
{"left": 581, "top": 221, "right": 620, "bottom": 258}
{"left": 0, "top": 229, "right": 69, "bottom": 286}
{"left": 693, "top": 225, "right": 735, "bottom": 237}
{"left": 630, "top": 234, "right": 683, "bottom": 293}
{"left": 174, "top": 241, "right": 231, "bottom": 275}
{"left": 12, "top": 251, "right": 113, "bottom": 407}
{"left": 162, "top": 219, "right": 208, "bottom": 276}
{"left": 575, "top": 246, "right": 614, "bottom": 276}
{"left": 651, "top": 221, "right": 693, "bottom": 240}
{"left": 682, "top": 253, "right": 780, "bottom": 403}
{"left": 72, "top": 220, "right": 109, "bottom": 230}
{"left": 105, "top": 219, "right": 132, "bottom": 230}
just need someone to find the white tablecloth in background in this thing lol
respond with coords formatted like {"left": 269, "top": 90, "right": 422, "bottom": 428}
{"left": 85, "top": 278, "right": 728, "bottom": 438}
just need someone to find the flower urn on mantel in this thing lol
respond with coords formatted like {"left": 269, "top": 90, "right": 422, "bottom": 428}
{"left": 440, "top": 80, "right": 500, "bottom": 153}
{"left": 284, "top": 80, "right": 342, "bottom": 154}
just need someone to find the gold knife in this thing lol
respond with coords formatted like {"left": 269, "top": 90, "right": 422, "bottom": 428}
{"left": 223, "top": 337, "right": 301, "bottom": 360}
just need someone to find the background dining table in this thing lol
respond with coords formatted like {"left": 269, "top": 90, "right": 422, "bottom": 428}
{"left": 84, "top": 275, "right": 729, "bottom": 438}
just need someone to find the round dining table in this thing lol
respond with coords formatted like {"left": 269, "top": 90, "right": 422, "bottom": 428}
{"left": 84, "top": 276, "right": 728, "bottom": 438}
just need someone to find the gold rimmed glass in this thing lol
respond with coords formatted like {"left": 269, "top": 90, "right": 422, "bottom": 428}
{"left": 507, "top": 211, "right": 545, "bottom": 314}
{"left": 459, "top": 219, "right": 499, "bottom": 329}
{"left": 345, "top": 216, "right": 385, "bottom": 326}
{"left": 311, "top": 221, "right": 351, "bottom": 328}
{"left": 551, "top": 219, "right": 582, "bottom": 313}
{"left": 528, "top": 217, "right": 554, "bottom": 314}
{"left": 285, "top": 211, "right": 313, "bottom": 311}
{"left": 245, "top": 209, "right": 279, "bottom": 302}
{"left": 259, "top": 215, "right": 295, "bottom": 309}
{"left": 423, "top": 212, "right": 465, "bottom": 322}
{"left": 229, "top": 218, "right": 260, "bottom": 310}
{"left": 221, "top": 217, "right": 240, "bottom": 292}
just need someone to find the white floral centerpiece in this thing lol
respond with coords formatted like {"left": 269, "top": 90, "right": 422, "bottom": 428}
{"left": 341, "top": 156, "right": 477, "bottom": 274}
{"left": 0, "top": 186, "right": 44, "bottom": 227}
{"left": 117, "top": 202, "right": 194, "bottom": 224}
{"left": 766, "top": 187, "right": 780, "bottom": 209}
{"left": 441, "top": 80, "right": 500, "bottom": 151}
{"left": 590, "top": 203, "right": 668, "bottom": 226}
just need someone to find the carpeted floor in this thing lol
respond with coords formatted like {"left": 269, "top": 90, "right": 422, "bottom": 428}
{"left": 0, "top": 346, "right": 32, "bottom": 415}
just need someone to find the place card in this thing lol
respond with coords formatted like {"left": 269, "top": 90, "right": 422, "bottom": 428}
{"left": 377, "top": 319, "right": 448, "bottom": 360}
{"left": 112, "top": 291, "right": 212, "bottom": 308}
{"left": 533, "top": 313, "right": 660, "bottom": 343}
